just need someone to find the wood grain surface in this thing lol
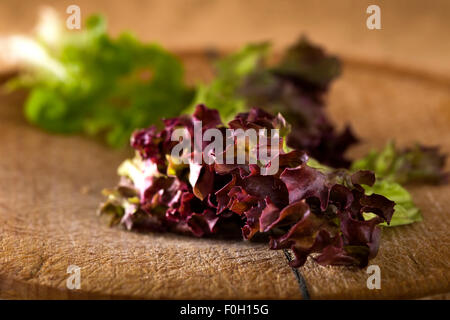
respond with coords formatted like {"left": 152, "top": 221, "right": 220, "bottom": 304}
{"left": 0, "top": 54, "right": 449, "bottom": 299}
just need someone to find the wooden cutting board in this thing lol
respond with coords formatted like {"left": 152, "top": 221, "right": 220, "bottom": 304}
{"left": 0, "top": 53, "right": 449, "bottom": 299}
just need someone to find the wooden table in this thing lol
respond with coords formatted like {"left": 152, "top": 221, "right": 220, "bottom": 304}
{"left": 0, "top": 53, "right": 449, "bottom": 299}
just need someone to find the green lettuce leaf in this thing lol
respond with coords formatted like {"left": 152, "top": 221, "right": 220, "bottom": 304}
{"left": 308, "top": 157, "right": 423, "bottom": 227}
{"left": 352, "top": 141, "right": 447, "bottom": 185}
{"left": 185, "top": 43, "right": 269, "bottom": 122}
{"left": 361, "top": 179, "right": 422, "bottom": 227}
{"left": 8, "top": 13, "right": 193, "bottom": 147}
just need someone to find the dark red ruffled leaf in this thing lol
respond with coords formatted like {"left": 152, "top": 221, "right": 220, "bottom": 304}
{"left": 101, "top": 105, "right": 395, "bottom": 268}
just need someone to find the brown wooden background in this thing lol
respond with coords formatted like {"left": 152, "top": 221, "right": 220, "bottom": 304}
{"left": 1, "top": 0, "right": 450, "bottom": 78}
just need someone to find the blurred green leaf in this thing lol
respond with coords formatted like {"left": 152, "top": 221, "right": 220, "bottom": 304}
{"left": 362, "top": 179, "right": 422, "bottom": 227}
{"left": 11, "top": 14, "right": 193, "bottom": 147}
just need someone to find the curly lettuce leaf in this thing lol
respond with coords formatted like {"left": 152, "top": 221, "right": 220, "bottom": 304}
{"left": 350, "top": 140, "right": 449, "bottom": 226}
{"left": 361, "top": 179, "right": 422, "bottom": 227}
{"left": 272, "top": 36, "right": 341, "bottom": 91}
{"left": 189, "top": 37, "right": 357, "bottom": 168}
{"left": 309, "top": 157, "right": 423, "bottom": 227}
{"left": 352, "top": 141, "right": 448, "bottom": 185}
{"left": 101, "top": 105, "right": 396, "bottom": 268}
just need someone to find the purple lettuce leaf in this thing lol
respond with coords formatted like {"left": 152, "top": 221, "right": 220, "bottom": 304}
{"left": 100, "top": 105, "right": 395, "bottom": 268}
